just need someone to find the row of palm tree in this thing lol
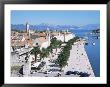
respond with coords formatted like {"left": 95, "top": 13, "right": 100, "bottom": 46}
{"left": 30, "top": 36, "right": 79, "bottom": 66}
{"left": 56, "top": 36, "right": 80, "bottom": 70}
{"left": 30, "top": 37, "right": 63, "bottom": 63}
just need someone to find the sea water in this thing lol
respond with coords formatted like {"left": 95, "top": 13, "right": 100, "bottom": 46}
{"left": 71, "top": 29, "right": 100, "bottom": 77}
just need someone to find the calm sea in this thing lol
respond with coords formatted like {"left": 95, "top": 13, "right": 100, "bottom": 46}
{"left": 71, "top": 29, "right": 100, "bottom": 77}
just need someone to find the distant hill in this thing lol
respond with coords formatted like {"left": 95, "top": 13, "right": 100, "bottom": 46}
{"left": 77, "top": 24, "right": 100, "bottom": 30}
{"left": 92, "top": 29, "right": 100, "bottom": 33}
{"left": 11, "top": 23, "right": 100, "bottom": 31}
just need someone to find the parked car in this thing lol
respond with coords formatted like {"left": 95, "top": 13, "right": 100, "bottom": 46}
{"left": 65, "top": 71, "right": 73, "bottom": 75}
{"left": 44, "top": 70, "right": 52, "bottom": 74}
{"left": 31, "top": 61, "right": 46, "bottom": 71}
{"left": 79, "top": 72, "right": 90, "bottom": 77}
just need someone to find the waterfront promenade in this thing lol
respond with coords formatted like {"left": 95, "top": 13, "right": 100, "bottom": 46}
{"left": 63, "top": 40, "right": 95, "bottom": 77}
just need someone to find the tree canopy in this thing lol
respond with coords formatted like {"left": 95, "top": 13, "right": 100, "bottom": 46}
{"left": 56, "top": 37, "right": 80, "bottom": 70}
{"left": 31, "top": 46, "right": 41, "bottom": 62}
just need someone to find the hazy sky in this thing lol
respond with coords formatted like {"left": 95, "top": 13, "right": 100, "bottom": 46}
{"left": 11, "top": 10, "right": 100, "bottom": 26}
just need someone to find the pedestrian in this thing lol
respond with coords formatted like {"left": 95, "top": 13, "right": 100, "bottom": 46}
{"left": 19, "top": 65, "right": 24, "bottom": 76}
{"left": 57, "top": 73, "right": 61, "bottom": 77}
{"left": 25, "top": 56, "right": 28, "bottom": 63}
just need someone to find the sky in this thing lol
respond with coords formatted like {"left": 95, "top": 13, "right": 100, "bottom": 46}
{"left": 11, "top": 10, "right": 100, "bottom": 26}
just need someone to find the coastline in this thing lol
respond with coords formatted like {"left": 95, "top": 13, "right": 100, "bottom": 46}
{"left": 72, "top": 29, "right": 100, "bottom": 76}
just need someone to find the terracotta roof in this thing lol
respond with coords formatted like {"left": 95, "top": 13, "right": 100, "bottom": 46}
{"left": 51, "top": 32, "right": 59, "bottom": 36}
{"left": 32, "top": 33, "right": 46, "bottom": 37}
{"left": 33, "top": 37, "right": 48, "bottom": 47}
{"left": 38, "top": 37, "right": 47, "bottom": 43}
{"left": 18, "top": 33, "right": 28, "bottom": 38}
{"left": 66, "top": 32, "right": 72, "bottom": 35}
{"left": 11, "top": 39, "right": 34, "bottom": 47}
{"left": 26, "top": 39, "right": 33, "bottom": 47}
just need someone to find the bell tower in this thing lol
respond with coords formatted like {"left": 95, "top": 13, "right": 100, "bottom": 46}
{"left": 46, "top": 28, "right": 50, "bottom": 46}
{"left": 26, "top": 22, "right": 31, "bottom": 38}
{"left": 26, "top": 22, "right": 29, "bottom": 33}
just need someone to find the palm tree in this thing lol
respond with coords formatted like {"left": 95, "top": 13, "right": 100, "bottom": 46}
{"left": 56, "top": 40, "right": 62, "bottom": 52}
{"left": 50, "top": 37, "right": 62, "bottom": 53}
{"left": 57, "top": 53, "right": 68, "bottom": 71}
{"left": 31, "top": 46, "right": 41, "bottom": 62}
{"left": 40, "top": 48, "right": 49, "bottom": 60}
{"left": 47, "top": 46, "right": 53, "bottom": 59}
{"left": 56, "top": 38, "right": 73, "bottom": 71}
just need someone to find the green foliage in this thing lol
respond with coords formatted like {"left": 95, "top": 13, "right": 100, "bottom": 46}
{"left": 40, "top": 48, "right": 49, "bottom": 59}
{"left": 31, "top": 46, "right": 41, "bottom": 62}
{"left": 39, "top": 38, "right": 63, "bottom": 60}
{"left": 56, "top": 37, "right": 80, "bottom": 70}
{"left": 50, "top": 37, "right": 62, "bottom": 49}
{"left": 47, "top": 46, "right": 53, "bottom": 53}
{"left": 11, "top": 65, "right": 20, "bottom": 71}
{"left": 31, "top": 46, "right": 41, "bottom": 54}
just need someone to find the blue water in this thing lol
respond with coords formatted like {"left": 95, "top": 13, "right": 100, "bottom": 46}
{"left": 70, "top": 29, "right": 100, "bottom": 77}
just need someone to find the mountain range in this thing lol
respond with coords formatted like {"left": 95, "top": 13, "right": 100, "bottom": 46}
{"left": 11, "top": 23, "right": 100, "bottom": 31}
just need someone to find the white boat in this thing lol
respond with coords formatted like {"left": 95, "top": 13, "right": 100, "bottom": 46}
{"left": 92, "top": 42, "right": 95, "bottom": 46}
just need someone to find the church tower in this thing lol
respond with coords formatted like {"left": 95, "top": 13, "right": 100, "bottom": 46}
{"left": 26, "top": 22, "right": 31, "bottom": 38}
{"left": 26, "top": 22, "right": 29, "bottom": 33}
{"left": 46, "top": 28, "right": 50, "bottom": 46}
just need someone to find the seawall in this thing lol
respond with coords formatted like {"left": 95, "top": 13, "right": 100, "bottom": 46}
{"left": 63, "top": 40, "right": 95, "bottom": 77}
